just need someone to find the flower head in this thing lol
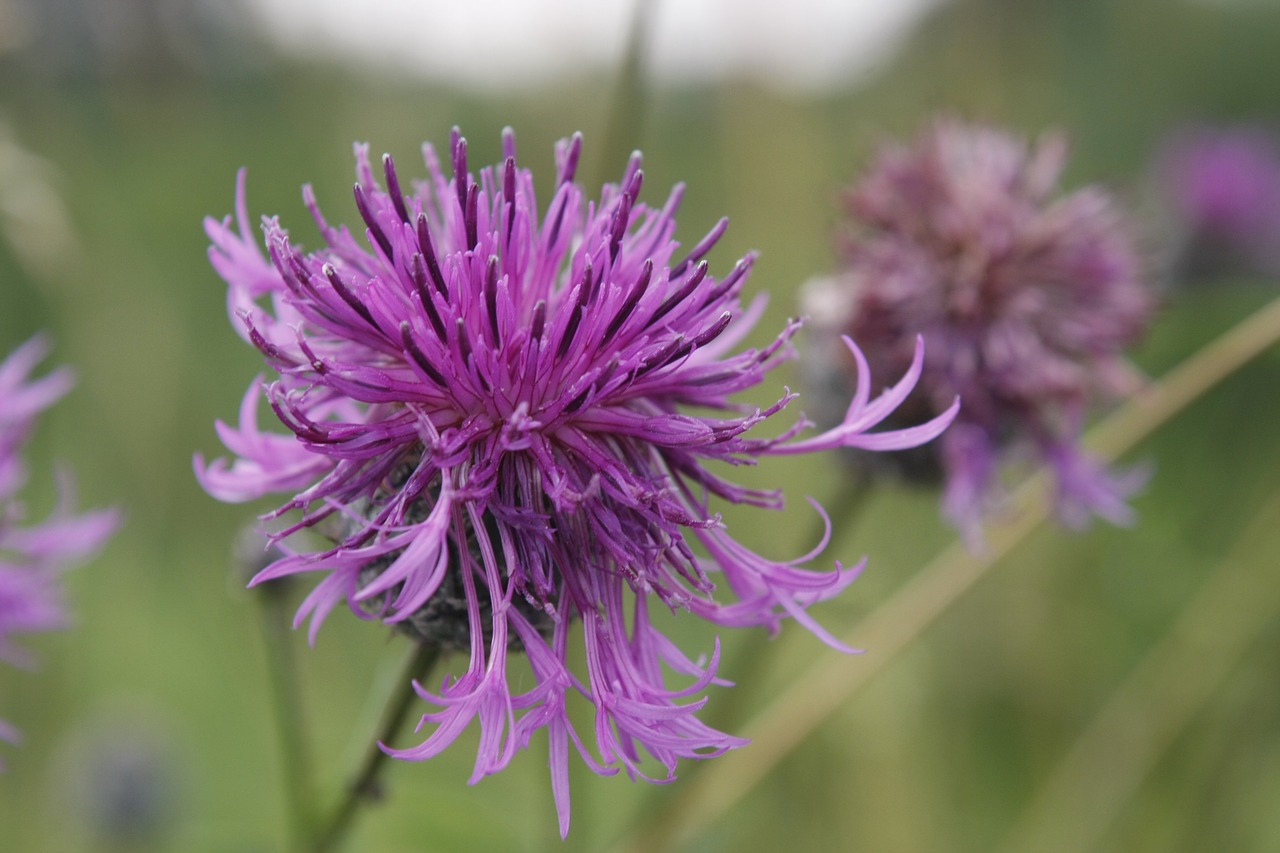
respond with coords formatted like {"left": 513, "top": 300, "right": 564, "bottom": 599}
{"left": 57, "top": 714, "right": 182, "bottom": 847}
{"left": 0, "top": 337, "right": 119, "bottom": 761}
{"left": 197, "top": 128, "right": 954, "bottom": 834}
{"left": 1155, "top": 125, "right": 1280, "bottom": 278}
{"left": 808, "top": 119, "right": 1153, "bottom": 544}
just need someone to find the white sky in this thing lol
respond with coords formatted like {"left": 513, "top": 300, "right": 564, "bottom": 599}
{"left": 245, "top": 0, "right": 944, "bottom": 92}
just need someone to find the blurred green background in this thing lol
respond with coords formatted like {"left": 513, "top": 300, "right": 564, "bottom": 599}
{"left": 2, "top": 0, "right": 1279, "bottom": 851}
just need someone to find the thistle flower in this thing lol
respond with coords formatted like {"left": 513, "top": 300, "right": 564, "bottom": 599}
{"left": 57, "top": 715, "right": 182, "bottom": 847}
{"left": 1155, "top": 125, "right": 1280, "bottom": 279}
{"left": 0, "top": 337, "right": 119, "bottom": 762}
{"left": 197, "top": 128, "right": 954, "bottom": 834}
{"left": 808, "top": 119, "right": 1153, "bottom": 544}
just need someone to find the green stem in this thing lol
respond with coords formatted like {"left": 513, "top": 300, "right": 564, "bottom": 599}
{"left": 257, "top": 583, "right": 316, "bottom": 853}
{"left": 610, "top": 293, "right": 1280, "bottom": 853}
{"left": 312, "top": 642, "right": 442, "bottom": 853}
{"left": 592, "top": 0, "right": 657, "bottom": 188}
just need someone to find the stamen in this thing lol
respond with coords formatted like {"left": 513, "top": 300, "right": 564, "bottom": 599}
{"left": 323, "top": 263, "right": 377, "bottom": 328}
{"left": 559, "top": 132, "right": 582, "bottom": 184}
{"left": 671, "top": 217, "right": 729, "bottom": 278}
{"left": 353, "top": 182, "right": 395, "bottom": 261}
{"left": 382, "top": 153, "right": 412, "bottom": 224}
{"left": 409, "top": 254, "right": 447, "bottom": 340}
{"left": 609, "top": 191, "right": 634, "bottom": 264}
{"left": 530, "top": 299, "right": 547, "bottom": 342}
{"left": 399, "top": 322, "right": 446, "bottom": 385}
{"left": 503, "top": 156, "right": 518, "bottom": 241}
{"left": 604, "top": 258, "right": 652, "bottom": 340}
{"left": 557, "top": 299, "right": 585, "bottom": 359}
{"left": 465, "top": 182, "right": 480, "bottom": 250}
{"left": 649, "top": 261, "right": 709, "bottom": 327}
{"left": 485, "top": 256, "right": 501, "bottom": 346}
{"left": 451, "top": 129, "right": 468, "bottom": 213}
{"left": 414, "top": 214, "right": 450, "bottom": 299}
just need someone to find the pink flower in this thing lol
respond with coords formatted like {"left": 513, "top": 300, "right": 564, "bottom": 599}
{"left": 0, "top": 336, "right": 119, "bottom": 762}
{"left": 809, "top": 119, "right": 1153, "bottom": 545}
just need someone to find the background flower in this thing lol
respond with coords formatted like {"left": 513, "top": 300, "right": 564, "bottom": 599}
{"left": 1154, "top": 125, "right": 1280, "bottom": 281}
{"left": 808, "top": 119, "right": 1154, "bottom": 544}
{"left": 0, "top": 337, "right": 119, "bottom": 762}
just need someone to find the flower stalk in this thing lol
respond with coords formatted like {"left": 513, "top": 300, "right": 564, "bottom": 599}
{"left": 313, "top": 642, "right": 442, "bottom": 853}
{"left": 594, "top": 0, "right": 658, "bottom": 189}
{"left": 256, "top": 580, "right": 317, "bottom": 853}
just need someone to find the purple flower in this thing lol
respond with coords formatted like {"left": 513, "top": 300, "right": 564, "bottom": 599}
{"left": 58, "top": 716, "right": 182, "bottom": 845}
{"left": 0, "top": 337, "right": 119, "bottom": 762}
{"left": 808, "top": 119, "right": 1153, "bottom": 545}
{"left": 1156, "top": 125, "right": 1280, "bottom": 277}
{"left": 197, "top": 128, "right": 954, "bottom": 834}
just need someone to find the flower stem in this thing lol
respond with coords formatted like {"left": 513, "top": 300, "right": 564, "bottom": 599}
{"left": 257, "top": 581, "right": 317, "bottom": 853}
{"left": 593, "top": 0, "right": 657, "bottom": 187}
{"left": 312, "top": 642, "right": 442, "bottom": 853}
{"left": 611, "top": 293, "right": 1280, "bottom": 853}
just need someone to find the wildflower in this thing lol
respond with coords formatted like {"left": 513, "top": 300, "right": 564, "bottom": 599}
{"left": 810, "top": 119, "right": 1152, "bottom": 544}
{"left": 197, "top": 128, "right": 954, "bottom": 834}
{"left": 1156, "top": 125, "right": 1280, "bottom": 279}
{"left": 56, "top": 714, "right": 182, "bottom": 847}
{"left": 0, "top": 337, "right": 119, "bottom": 762}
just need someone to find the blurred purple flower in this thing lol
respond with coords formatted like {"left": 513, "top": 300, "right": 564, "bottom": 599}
{"left": 807, "top": 119, "right": 1153, "bottom": 545}
{"left": 197, "top": 128, "right": 955, "bottom": 834}
{"left": 1156, "top": 125, "right": 1280, "bottom": 277}
{"left": 0, "top": 337, "right": 119, "bottom": 762}
{"left": 59, "top": 716, "right": 182, "bottom": 846}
